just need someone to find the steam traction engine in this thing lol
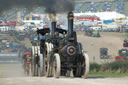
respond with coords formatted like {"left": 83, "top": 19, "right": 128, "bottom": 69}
{"left": 31, "top": 12, "right": 89, "bottom": 78}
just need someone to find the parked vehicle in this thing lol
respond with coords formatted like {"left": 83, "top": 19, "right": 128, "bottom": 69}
{"left": 115, "top": 49, "right": 128, "bottom": 61}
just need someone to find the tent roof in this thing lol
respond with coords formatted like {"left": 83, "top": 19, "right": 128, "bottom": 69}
{"left": 74, "top": 11, "right": 126, "bottom": 20}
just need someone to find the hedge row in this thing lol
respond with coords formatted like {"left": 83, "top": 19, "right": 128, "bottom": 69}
{"left": 90, "top": 61, "right": 128, "bottom": 73}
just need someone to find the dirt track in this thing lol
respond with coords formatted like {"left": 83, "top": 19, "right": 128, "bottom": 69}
{"left": 77, "top": 32, "right": 125, "bottom": 63}
{"left": 0, "top": 77, "right": 128, "bottom": 85}
{"left": 0, "top": 64, "right": 25, "bottom": 78}
{"left": 0, "top": 63, "right": 128, "bottom": 85}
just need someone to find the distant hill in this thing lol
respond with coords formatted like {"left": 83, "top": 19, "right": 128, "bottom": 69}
{"left": 75, "top": 0, "right": 114, "bottom": 2}
{"left": 75, "top": 0, "right": 128, "bottom": 15}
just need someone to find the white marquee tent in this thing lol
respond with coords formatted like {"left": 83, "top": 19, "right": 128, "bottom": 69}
{"left": 74, "top": 11, "right": 126, "bottom": 20}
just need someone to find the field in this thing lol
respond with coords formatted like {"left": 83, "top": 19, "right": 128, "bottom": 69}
{"left": 77, "top": 32, "right": 125, "bottom": 63}
{"left": 0, "top": 32, "right": 128, "bottom": 85}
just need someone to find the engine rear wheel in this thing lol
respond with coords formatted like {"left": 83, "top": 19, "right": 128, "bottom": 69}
{"left": 31, "top": 45, "right": 40, "bottom": 76}
{"left": 53, "top": 53, "right": 61, "bottom": 78}
{"left": 48, "top": 43, "right": 54, "bottom": 77}
{"left": 44, "top": 43, "right": 51, "bottom": 77}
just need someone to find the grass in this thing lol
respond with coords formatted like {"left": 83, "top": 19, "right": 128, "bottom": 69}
{"left": 125, "top": 33, "right": 128, "bottom": 39}
{"left": 97, "top": 2, "right": 103, "bottom": 12}
{"left": 75, "top": 1, "right": 128, "bottom": 14}
{"left": 80, "top": 3, "right": 89, "bottom": 12}
{"left": 89, "top": 72, "right": 128, "bottom": 77}
{"left": 124, "top": 1, "right": 128, "bottom": 15}
{"left": 111, "top": 2, "right": 116, "bottom": 11}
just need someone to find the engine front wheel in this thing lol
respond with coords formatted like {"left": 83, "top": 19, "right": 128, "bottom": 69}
{"left": 74, "top": 53, "right": 89, "bottom": 78}
{"left": 53, "top": 53, "right": 61, "bottom": 78}
{"left": 81, "top": 53, "right": 89, "bottom": 79}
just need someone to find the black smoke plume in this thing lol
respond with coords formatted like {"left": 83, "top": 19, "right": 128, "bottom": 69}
{"left": 0, "top": 0, "right": 74, "bottom": 14}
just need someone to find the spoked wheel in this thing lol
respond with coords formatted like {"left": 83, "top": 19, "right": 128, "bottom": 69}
{"left": 53, "top": 53, "right": 61, "bottom": 78}
{"left": 31, "top": 46, "right": 40, "bottom": 76}
{"left": 29, "top": 63, "right": 32, "bottom": 76}
{"left": 44, "top": 60, "right": 50, "bottom": 77}
{"left": 81, "top": 53, "right": 89, "bottom": 79}
{"left": 39, "top": 54, "right": 44, "bottom": 76}
{"left": 32, "top": 55, "right": 39, "bottom": 76}
{"left": 37, "top": 46, "right": 41, "bottom": 77}
{"left": 44, "top": 43, "right": 51, "bottom": 77}
{"left": 31, "top": 46, "right": 35, "bottom": 76}
{"left": 48, "top": 43, "right": 54, "bottom": 77}
{"left": 31, "top": 55, "right": 35, "bottom": 76}
{"left": 73, "top": 53, "right": 89, "bottom": 78}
